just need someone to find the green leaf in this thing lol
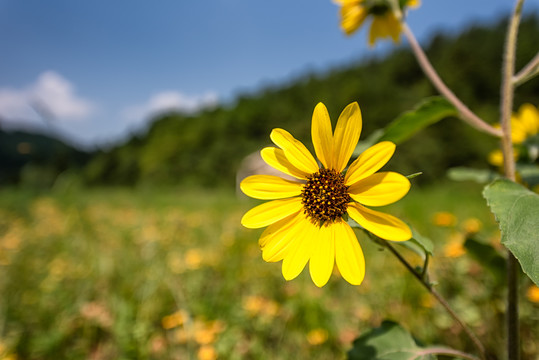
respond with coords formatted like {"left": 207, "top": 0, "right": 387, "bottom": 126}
{"left": 377, "top": 97, "right": 457, "bottom": 145}
{"left": 397, "top": 227, "right": 434, "bottom": 259}
{"left": 447, "top": 167, "right": 501, "bottom": 184}
{"left": 348, "top": 320, "right": 436, "bottom": 360}
{"left": 483, "top": 179, "right": 539, "bottom": 286}
{"left": 516, "top": 163, "right": 539, "bottom": 188}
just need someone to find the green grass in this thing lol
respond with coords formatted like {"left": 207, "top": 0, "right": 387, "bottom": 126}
{"left": 0, "top": 182, "right": 537, "bottom": 359}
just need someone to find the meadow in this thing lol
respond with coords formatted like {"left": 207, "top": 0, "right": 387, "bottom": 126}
{"left": 0, "top": 181, "right": 537, "bottom": 359}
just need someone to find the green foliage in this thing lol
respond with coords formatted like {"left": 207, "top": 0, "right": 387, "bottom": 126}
{"left": 0, "top": 129, "right": 92, "bottom": 186}
{"left": 82, "top": 16, "right": 539, "bottom": 187}
{"left": 447, "top": 167, "right": 501, "bottom": 183}
{"left": 483, "top": 179, "right": 539, "bottom": 286}
{"left": 348, "top": 320, "right": 435, "bottom": 360}
{"left": 376, "top": 97, "right": 457, "bottom": 145}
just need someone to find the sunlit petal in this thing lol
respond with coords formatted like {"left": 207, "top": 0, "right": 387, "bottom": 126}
{"left": 345, "top": 141, "right": 395, "bottom": 185}
{"left": 260, "top": 147, "right": 309, "bottom": 180}
{"left": 241, "top": 197, "right": 303, "bottom": 229}
{"left": 333, "top": 102, "right": 362, "bottom": 172}
{"left": 281, "top": 218, "right": 318, "bottom": 281}
{"left": 347, "top": 203, "right": 411, "bottom": 241}
{"left": 312, "top": 103, "right": 334, "bottom": 169}
{"left": 261, "top": 212, "right": 306, "bottom": 262}
{"left": 340, "top": 3, "right": 368, "bottom": 36}
{"left": 241, "top": 175, "right": 303, "bottom": 200}
{"left": 348, "top": 172, "right": 410, "bottom": 206}
{"left": 334, "top": 220, "right": 365, "bottom": 285}
{"left": 309, "top": 223, "right": 335, "bottom": 287}
{"left": 270, "top": 128, "right": 319, "bottom": 174}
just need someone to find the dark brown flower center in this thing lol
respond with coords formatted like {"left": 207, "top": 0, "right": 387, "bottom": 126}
{"left": 301, "top": 168, "right": 351, "bottom": 224}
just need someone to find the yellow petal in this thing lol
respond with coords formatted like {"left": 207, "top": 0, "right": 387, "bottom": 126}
{"left": 407, "top": 0, "right": 421, "bottom": 8}
{"left": 334, "top": 220, "right": 365, "bottom": 285}
{"left": 311, "top": 103, "right": 334, "bottom": 169}
{"left": 281, "top": 218, "right": 317, "bottom": 281}
{"left": 270, "top": 128, "right": 319, "bottom": 174}
{"left": 241, "top": 175, "right": 303, "bottom": 200}
{"left": 309, "top": 223, "right": 335, "bottom": 287}
{"left": 385, "top": 13, "right": 402, "bottom": 43}
{"left": 368, "top": 14, "right": 401, "bottom": 46}
{"left": 260, "top": 147, "right": 309, "bottom": 180}
{"left": 345, "top": 141, "right": 396, "bottom": 185}
{"left": 340, "top": 3, "right": 368, "bottom": 36}
{"left": 333, "top": 102, "right": 362, "bottom": 172}
{"left": 347, "top": 203, "right": 411, "bottom": 241}
{"left": 348, "top": 172, "right": 410, "bottom": 206}
{"left": 261, "top": 212, "right": 305, "bottom": 262}
{"left": 241, "top": 197, "right": 303, "bottom": 229}
{"left": 518, "top": 103, "right": 539, "bottom": 136}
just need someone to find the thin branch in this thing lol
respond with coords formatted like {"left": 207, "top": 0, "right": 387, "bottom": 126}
{"left": 415, "top": 347, "right": 481, "bottom": 360}
{"left": 513, "top": 51, "right": 539, "bottom": 86}
{"left": 500, "top": 2, "right": 524, "bottom": 358}
{"left": 383, "top": 240, "right": 487, "bottom": 360}
{"left": 401, "top": 23, "right": 502, "bottom": 138}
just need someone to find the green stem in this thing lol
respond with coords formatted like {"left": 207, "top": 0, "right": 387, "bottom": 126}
{"left": 401, "top": 23, "right": 502, "bottom": 138}
{"left": 501, "top": 1, "right": 525, "bottom": 359}
{"left": 382, "top": 241, "right": 487, "bottom": 360}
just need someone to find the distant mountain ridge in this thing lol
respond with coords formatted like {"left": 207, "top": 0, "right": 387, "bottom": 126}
{"left": 0, "top": 125, "right": 92, "bottom": 186}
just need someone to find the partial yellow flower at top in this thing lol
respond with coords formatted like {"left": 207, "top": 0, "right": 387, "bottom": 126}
{"left": 334, "top": 0, "right": 420, "bottom": 46}
{"left": 240, "top": 102, "right": 412, "bottom": 287}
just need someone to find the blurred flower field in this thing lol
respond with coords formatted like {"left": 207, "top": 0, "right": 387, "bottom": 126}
{"left": 0, "top": 182, "right": 537, "bottom": 359}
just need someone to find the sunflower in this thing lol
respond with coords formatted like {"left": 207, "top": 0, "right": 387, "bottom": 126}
{"left": 240, "top": 102, "right": 412, "bottom": 287}
{"left": 335, "top": 0, "right": 420, "bottom": 46}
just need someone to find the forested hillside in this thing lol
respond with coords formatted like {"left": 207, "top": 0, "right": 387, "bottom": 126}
{"left": 80, "top": 17, "right": 539, "bottom": 187}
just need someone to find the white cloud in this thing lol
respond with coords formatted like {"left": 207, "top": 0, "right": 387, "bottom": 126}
{"left": 0, "top": 70, "right": 94, "bottom": 125}
{"left": 121, "top": 90, "right": 218, "bottom": 127}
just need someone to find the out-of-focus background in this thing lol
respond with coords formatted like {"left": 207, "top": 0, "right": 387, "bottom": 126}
{"left": 1, "top": 1, "right": 538, "bottom": 359}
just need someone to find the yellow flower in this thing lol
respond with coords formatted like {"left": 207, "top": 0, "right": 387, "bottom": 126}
{"left": 240, "top": 102, "right": 411, "bottom": 287}
{"left": 526, "top": 285, "right": 539, "bottom": 303}
{"left": 307, "top": 328, "right": 329, "bottom": 345}
{"left": 488, "top": 103, "right": 539, "bottom": 166}
{"left": 335, "top": 0, "right": 420, "bottom": 46}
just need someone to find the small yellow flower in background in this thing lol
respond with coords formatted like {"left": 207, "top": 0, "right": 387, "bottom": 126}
{"left": 443, "top": 233, "right": 466, "bottom": 258}
{"left": 241, "top": 102, "right": 412, "bottom": 287}
{"left": 488, "top": 103, "right": 539, "bottom": 166}
{"left": 526, "top": 285, "right": 539, "bottom": 303}
{"left": 462, "top": 217, "right": 482, "bottom": 234}
{"left": 197, "top": 345, "right": 217, "bottom": 360}
{"left": 432, "top": 211, "right": 457, "bottom": 227}
{"left": 307, "top": 328, "right": 329, "bottom": 345}
{"left": 162, "top": 309, "right": 188, "bottom": 330}
{"left": 334, "top": 0, "right": 420, "bottom": 46}
{"left": 243, "top": 295, "right": 280, "bottom": 318}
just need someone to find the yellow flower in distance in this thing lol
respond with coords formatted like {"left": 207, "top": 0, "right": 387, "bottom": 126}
{"left": 335, "top": 0, "right": 420, "bottom": 46}
{"left": 488, "top": 103, "right": 539, "bottom": 166}
{"left": 240, "top": 102, "right": 412, "bottom": 287}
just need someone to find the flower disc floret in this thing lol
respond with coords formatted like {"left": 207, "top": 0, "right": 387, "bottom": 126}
{"left": 302, "top": 168, "right": 351, "bottom": 223}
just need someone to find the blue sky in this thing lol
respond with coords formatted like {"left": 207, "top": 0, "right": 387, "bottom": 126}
{"left": 0, "top": 0, "right": 537, "bottom": 149}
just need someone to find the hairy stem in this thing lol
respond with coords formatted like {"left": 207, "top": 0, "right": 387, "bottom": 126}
{"left": 415, "top": 347, "right": 481, "bottom": 360}
{"left": 513, "top": 51, "right": 539, "bottom": 86}
{"left": 401, "top": 23, "right": 502, "bottom": 138}
{"left": 501, "top": 1, "right": 525, "bottom": 359}
{"left": 383, "top": 241, "right": 487, "bottom": 360}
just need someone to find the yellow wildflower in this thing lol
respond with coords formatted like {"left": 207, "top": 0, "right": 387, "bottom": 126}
{"left": 307, "top": 328, "right": 329, "bottom": 345}
{"left": 335, "top": 0, "right": 420, "bottom": 46}
{"left": 241, "top": 102, "right": 411, "bottom": 287}
{"left": 526, "top": 285, "right": 539, "bottom": 303}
